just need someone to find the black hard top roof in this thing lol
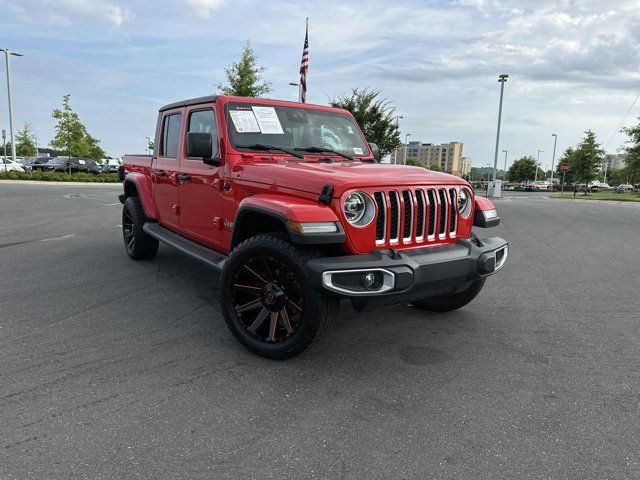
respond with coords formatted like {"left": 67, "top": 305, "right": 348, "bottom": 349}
{"left": 159, "top": 95, "right": 218, "bottom": 112}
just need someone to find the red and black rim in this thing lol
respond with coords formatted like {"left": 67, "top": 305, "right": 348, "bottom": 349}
{"left": 123, "top": 207, "right": 135, "bottom": 252}
{"left": 231, "top": 255, "right": 304, "bottom": 343}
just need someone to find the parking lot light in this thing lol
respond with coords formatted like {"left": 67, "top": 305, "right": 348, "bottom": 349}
{"left": 492, "top": 74, "right": 508, "bottom": 191}
{"left": 550, "top": 134, "right": 558, "bottom": 183}
{"left": 0, "top": 48, "right": 23, "bottom": 163}
{"left": 535, "top": 148, "right": 543, "bottom": 183}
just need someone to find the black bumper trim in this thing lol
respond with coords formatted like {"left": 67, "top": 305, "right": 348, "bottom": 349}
{"left": 306, "top": 237, "right": 508, "bottom": 302}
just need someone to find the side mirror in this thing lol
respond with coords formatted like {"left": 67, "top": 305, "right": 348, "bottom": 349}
{"left": 187, "top": 132, "right": 220, "bottom": 166}
{"left": 368, "top": 142, "right": 379, "bottom": 160}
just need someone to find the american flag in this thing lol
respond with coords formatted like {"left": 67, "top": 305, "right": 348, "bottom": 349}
{"left": 299, "top": 19, "right": 309, "bottom": 103}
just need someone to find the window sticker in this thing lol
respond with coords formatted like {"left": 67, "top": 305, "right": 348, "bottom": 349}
{"left": 251, "top": 106, "right": 284, "bottom": 134}
{"left": 229, "top": 110, "right": 260, "bottom": 133}
{"left": 353, "top": 147, "right": 364, "bottom": 155}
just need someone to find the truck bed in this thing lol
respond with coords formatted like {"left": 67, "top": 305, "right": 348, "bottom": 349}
{"left": 123, "top": 154, "right": 153, "bottom": 175}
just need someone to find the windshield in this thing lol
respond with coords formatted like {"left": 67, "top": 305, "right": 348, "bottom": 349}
{"left": 225, "top": 102, "right": 369, "bottom": 158}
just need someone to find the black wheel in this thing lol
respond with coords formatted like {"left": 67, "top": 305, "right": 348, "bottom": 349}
{"left": 220, "top": 234, "right": 338, "bottom": 359}
{"left": 412, "top": 278, "right": 486, "bottom": 312}
{"left": 122, "top": 196, "right": 159, "bottom": 260}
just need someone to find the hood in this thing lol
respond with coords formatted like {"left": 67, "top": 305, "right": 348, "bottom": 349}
{"left": 238, "top": 160, "right": 468, "bottom": 196}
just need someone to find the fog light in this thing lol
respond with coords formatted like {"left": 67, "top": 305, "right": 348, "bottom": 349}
{"left": 362, "top": 271, "right": 383, "bottom": 290}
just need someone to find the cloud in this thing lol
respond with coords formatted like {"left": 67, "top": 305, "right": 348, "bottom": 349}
{"left": 181, "top": 0, "right": 226, "bottom": 18}
{"left": 0, "top": 0, "right": 132, "bottom": 27}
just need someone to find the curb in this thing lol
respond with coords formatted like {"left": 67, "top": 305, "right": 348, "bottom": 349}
{"left": 0, "top": 180, "right": 121, "bottom": 187}
{"left": 547, "top": 195, "right": 640, "bottom": 205}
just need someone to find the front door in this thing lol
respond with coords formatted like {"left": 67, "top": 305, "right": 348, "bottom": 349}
{"left": 179, "top": 107, "right": 223, "bottom": 245}
{"left": 152, "top": 110, "right": 183, "bottom": 228}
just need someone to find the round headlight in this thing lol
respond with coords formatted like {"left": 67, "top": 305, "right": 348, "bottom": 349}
{"left": 343, "top": 192, "right": 375, "bottom": 226}
{"left": 457, "top": 189, "right": 472, "bottom": 218}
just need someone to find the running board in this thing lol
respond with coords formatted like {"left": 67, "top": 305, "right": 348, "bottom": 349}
{"left": 143, "top": 222, "right": 227, "bottom": 271}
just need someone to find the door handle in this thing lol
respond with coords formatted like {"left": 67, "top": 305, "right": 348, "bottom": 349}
{"left": 177, "top": 174, "right": 191, "bottom": 182}
{"left": 154, "top": 170, "right": 166, "bottom": 177}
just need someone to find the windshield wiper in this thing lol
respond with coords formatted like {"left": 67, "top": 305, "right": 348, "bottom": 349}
{"left": 235, "top": 143, "right": 304, "bottom": 159}
{"left": 295, "top": 147, "right": 354, "bottom": 161}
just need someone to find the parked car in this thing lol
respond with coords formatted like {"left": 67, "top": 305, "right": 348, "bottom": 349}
{"left": 119, "top": 94, "right": 508, "bottom": 359}
{"left": 616, "top": 184, "right": 634, "bottom": 192}
{"left": 100, "top": 163, "right": 119, "bottom": 174}
{"left": 36, "top": 156, "right": 100, "bottom": 174}
{"left": 1, "top": 158, "right": 26, "bottom": 172}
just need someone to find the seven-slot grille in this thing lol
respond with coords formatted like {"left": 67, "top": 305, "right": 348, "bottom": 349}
{"left": 374, "top": 187, "right": 459, "bottom": 246}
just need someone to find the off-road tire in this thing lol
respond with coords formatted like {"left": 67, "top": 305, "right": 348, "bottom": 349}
{"left": 122, "top": 196, "right": 159, "bottom": 260}
{"left": 412, "top": 278, "right": 486, "bottom": 312}
{"left": 220, "top": 234, "right": 338, "bottom": 359}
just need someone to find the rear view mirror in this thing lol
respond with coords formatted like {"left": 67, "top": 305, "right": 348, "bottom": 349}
{"left": 187, "top": 132, "right": 220, "bottom": 166}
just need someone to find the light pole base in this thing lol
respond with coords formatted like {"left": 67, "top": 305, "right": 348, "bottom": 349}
{"left": 489, "top": 180, "right": 503, "bottom": 198}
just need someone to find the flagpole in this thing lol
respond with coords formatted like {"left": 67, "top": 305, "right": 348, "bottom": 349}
{"left": 300, "top": 17, "right": 308, "bottom": 103}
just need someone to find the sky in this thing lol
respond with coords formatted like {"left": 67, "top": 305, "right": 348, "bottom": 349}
{"left": 1, "top": 0, "right": 639, "bottom": 171}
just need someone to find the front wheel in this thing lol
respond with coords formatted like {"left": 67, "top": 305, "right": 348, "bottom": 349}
{"left": 122, "top": 196, "right": 159, "bottom": 260}
{"left": 219, "top": 234, "right": 338, "bottom": 359}
{"left": 412, "top": 278, "right": 486, "bottom": 312}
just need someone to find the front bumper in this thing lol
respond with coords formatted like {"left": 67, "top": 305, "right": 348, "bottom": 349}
{"left": 306, "top": 236, "right": 508, "bottom": 306}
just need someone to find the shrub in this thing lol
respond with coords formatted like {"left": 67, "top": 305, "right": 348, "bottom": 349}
{"left": 0, "top": 170, "right": 119, "bottom": 183}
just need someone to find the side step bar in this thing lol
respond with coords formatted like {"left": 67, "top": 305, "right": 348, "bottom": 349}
{"left": 143, "top": 222, "right": 227, "bottom": 271}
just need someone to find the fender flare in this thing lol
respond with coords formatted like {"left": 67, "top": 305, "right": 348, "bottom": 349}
{"left": 473, "top": 196, "right": 500, "bottom": 228}
{"left": 231, "top": 194, "right": 344, "bottom": 249}
{"left": 123, "top": 173, "right": 157, "bottom": 219}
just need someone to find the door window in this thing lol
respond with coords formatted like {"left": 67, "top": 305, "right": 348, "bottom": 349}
{"left": 161, "top": 113, "right": 182, "bottom": 158}
{"left": 188, "top": 109, "right": 219, "bottom": 157}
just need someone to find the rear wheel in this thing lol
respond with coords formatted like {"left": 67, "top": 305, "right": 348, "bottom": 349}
{"left": 220, "top": 234, "right": 338, "bottom": 359}
{"left": 412, "top": 278, "right": 486, "bottom": 312}
{"left": 122, "top": 196, "right": 159, "bottom": 260}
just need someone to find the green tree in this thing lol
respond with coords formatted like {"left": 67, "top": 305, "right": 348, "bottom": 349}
{"left": 606, "top": 167, "right": 627, "bottom": 186}
{"left": 330, "top": 88, "right": 400, "bottom": 162}
{"left": 50, "top": 94, "right": 105, "bottom": 161}
{"left": 507, "top": 156, "right": 544, "bottom": 182}
{"left": 571, "top": 130, "right": 604, "bottom": 194}
{"left": 405, "top": 158, "right": 423, "bottom": 167}
{"left": 217, "top": 41, "right": 271, "bottom": 97}
{"left": 15, "top": 123, "right": 37, "bottom": 156}
{"left": 622, "top": 118, "right": 640, "bottom": 184}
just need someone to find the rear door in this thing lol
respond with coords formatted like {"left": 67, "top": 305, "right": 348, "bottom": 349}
{"left": 152, "top": 110, "right": 183, "bottom": 228}
{"left": 178, "top": 107, "right": 223, "bottom": 245}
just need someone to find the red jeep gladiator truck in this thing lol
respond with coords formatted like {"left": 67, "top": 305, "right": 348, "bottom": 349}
{"left": 119, "top": 95, "right": 507, "bottom": 359}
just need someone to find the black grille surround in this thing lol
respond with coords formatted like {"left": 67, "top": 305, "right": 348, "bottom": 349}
{"left": 371, "top": 186, "right": 462, "bottom": 248}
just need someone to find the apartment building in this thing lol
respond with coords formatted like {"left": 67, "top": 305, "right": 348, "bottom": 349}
{"left": 394, "top": 141, "right": 464, "bottom": 177}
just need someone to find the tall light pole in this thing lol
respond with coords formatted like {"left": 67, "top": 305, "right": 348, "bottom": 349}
{"left": 502, "top": 149, "right": 508, "bottom": 180}
{"left": 393, "top": 115, "right": 403, "bottom": 164}
{"left": 403, "top": 133, "right": 411, "bottom": 165}
{"left": 1, "top": 48, "right": 23, "bottom": 162}
{"left": 535, "top": 149, "right": 543, "bottom": 183}
{"left": 550, "top": 133, "right": 557, "bottom": 183}
{"left": 288, "top": 82, "right": 301, "bottom": 102}
{"left": 492, "top": 74, "right": 509, "bottom": 188}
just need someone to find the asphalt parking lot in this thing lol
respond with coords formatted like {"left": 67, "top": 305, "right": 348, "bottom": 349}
{"left": 1, "top": 183, "right": 639, "bottom": 479}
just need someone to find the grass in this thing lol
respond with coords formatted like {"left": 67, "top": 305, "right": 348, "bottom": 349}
{"left": 0, "top": 170, "right": 119, "bottom": 183}
{"left": 549, "top": 191, "right": 640, "bottom": 202}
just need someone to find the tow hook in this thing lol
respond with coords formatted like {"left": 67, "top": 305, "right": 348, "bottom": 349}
{"left": 470, "top": 232, "right": 484, "bottom": 247}
{"left": 388, "top": 248, "right": 401, "bottom": 260}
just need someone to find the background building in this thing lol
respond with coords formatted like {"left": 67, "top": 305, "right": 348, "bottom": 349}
{"left": 394, "top": 141, "right": 465, "bottom": 176}
{"left": 460, "top": 156, "right": 472, "bottom": 178}
{"left": 606, "top": 153, "right": 627, "bottom": 170}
